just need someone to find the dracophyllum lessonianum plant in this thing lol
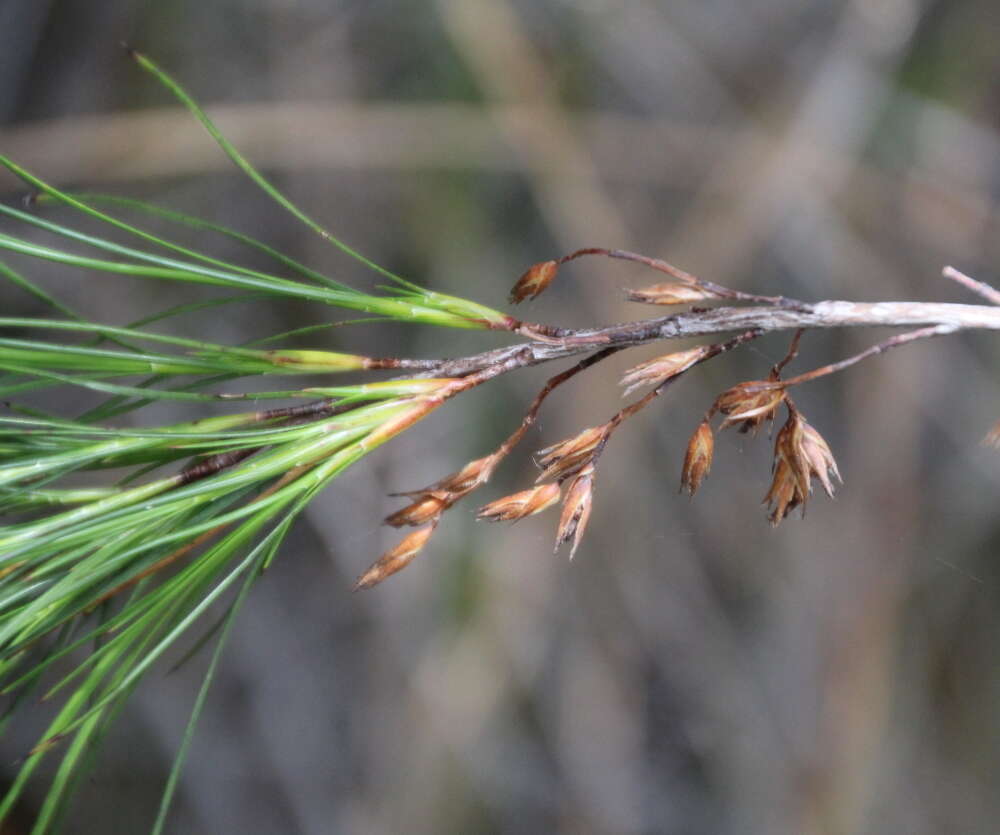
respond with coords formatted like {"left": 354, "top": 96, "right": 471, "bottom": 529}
{"left": 3, "top": 49, "right": 1000, "bottom": 832}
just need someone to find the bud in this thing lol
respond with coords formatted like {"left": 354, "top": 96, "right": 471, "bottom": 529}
{"left": 715, "top": 381, "right": 786, "bottom": 434}
{"left": 679, "top": 420, "right": 714, "bottom": 496}
{"left": 625, "top": 283, "right": 718, "bottom": 305}
{"left": 384, "top": 494, "right": 448, "bottom": 527}
{"left": 619, "top": 346, "right": 710, "bottom": 397}
{"left": 535, "top": 425, "right": 607, "bottom": 482}
{"left": 509, "top": 260, "right": 559, "bottom": 304}
{"left": 353, "top": 525, "right": 435, "bottom": 590}
{"left": 555, "top": 464, "right": 594, "bottom": 560}
{"left": 476, "top": 482, "right": 561, "bottom": 522}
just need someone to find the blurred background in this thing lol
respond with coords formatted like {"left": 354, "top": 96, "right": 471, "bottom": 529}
{"left": 3, "top": 0, "right": 1000, "bottom": 832}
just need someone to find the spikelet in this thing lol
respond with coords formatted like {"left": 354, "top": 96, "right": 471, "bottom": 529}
{"left": 354, "top": 525, "right": 435, "bottom": 590}
{"left": 510, "top": 260, "right": 559, "bottom": 304}
{"left": 476, "top": 482, "right": 561, "bottom": 522}
{"left": 535, "top": 425, "right": 607, "bottom": 482}
{"left": 554, "top": 464, "right": 594, "bottom": 560}
{"left": 619, "top": 346, "right": 710, "bottom": 397}
{"left": 679, "top": 420, "right": 714, "bottom": 497}
{"left": 625, "top": 283, "right": 718, "bottom": 305}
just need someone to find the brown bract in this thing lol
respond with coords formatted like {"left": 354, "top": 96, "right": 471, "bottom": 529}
{"left": 619, "top": 346, "right": 711, "bottom": 397}
{"left": 476, "top": 482, "right": 561, "bottom": 522}
{"left": 509, "top": 260, "right": 559, "bottom": 304}
{"left": 354, "top": 525, "right": 435, "bottom": 590}
{"left": 555, "top": 464, "right": 594, "bottom": 560}
{"left": 625, "top": 283, "right": 718, "bottom": 305}
{"left": 535, "top": 425, "right": 607, "bottom": 482}
{"left": 680, "top": 420, "right": 714, "bottom": 496}
{"left": 391, "top": 454, "right": 498, "bottom": 500}
{"left": 384, "top": 494, "right": 449, "bottom": 527}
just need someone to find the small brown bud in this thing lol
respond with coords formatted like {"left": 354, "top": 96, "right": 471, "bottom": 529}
{"left": 680, "top": 420, "right": 714, "bottom": 496}
{"left": 535, "top": 425, "right": 607, "bottom": 483}
{"left": 509, "top": 260, "right": 559, "bottom": 304}
{"left": 619, "top": 346, "right": 711, "bottom": 397}
{"left": 354, "top": 525, "right": 435, "bottom": 590}
{"left": 625, "top": 283, "right": 718, "bottom": 305}
{"left": 715, "top": 381, "right": 786, "bottom": 434}
{"left": 555, "top": 464, "right": 594, "bottom": 560}
{"left": 477, "top": 482, "right": 561, "bottom": 522}
{"left": 384, "top": 494, "right": 448, "bottom": 527}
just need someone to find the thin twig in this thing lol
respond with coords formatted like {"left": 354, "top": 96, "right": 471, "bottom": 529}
{"left": 942, "top": 266, "right": 1000, "bottom": 307}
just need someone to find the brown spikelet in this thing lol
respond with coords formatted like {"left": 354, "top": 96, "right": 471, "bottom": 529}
{"left": 680, "top": 420, "right": 714, "bottom": 496}
{"left": 555, "top": 464, "right": 594, "bottom": 559}
{"left": 619, "top": 346, "right": 711, "bottom": 397}
{"left": 625, "top": 283, "right": 719, "bottom": 305}
{"left": 476, "top": 482, "right": 561, "bottom": 522}
{"left": 510, "top": 260, "right": 559, "bottom": 304}
{"left": 390, "top": 454, "right": 498, "bottom": 501}
{"left": 764, "top": 411, "right": 841, "bottom": 525}
{"left": 715, "top": 381, "right": 786, "bottom": 434}
{"left": 535, "top": 425, "right": 608, "bottom": 482}
{"left": 384, "top": 494, "right": 448, "bottom": 527}
{"left": 354, "top": 525, "right": 435, "bottom": 590}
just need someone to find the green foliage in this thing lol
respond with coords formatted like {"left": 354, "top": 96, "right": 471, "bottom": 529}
{"left": 0, "top": 52, "right": 505, "bottom": 831}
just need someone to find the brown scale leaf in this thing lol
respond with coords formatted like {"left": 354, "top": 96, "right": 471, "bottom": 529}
{"left": 764, "top": 411, "right": 841, "bottom": 525}
{"left": 384, "top": 494, "right": 449, "bottom": 528}
{"left": 715, "top": 381, "right": 786, "bottom": 434}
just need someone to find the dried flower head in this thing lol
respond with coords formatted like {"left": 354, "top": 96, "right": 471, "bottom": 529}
{"left": 715, "top": 380, "right": 786, "bottom": 434}
{"left": 799, "top": 420, "right": 841, "bottom": 498}
{"left": 555, "top": 464, "right": 595, "bottom": 559}
{"left": 509, "top": 260, "right": 559, "bottom": 304}
{"left": 625, "top": 283, "right": 718, "bottom": 305}
{"left": 354, "top": 525, "right": 435, "bottom": 590}
{"left": 680, "top": 420, "right": 714, "bottom": 497}
{"left": 535, "top": 425, "right": 608, "bottom": 482}
{"left": 619, "top": 346, "right": 710, "bottom": 397}
{"left": 476, "top": 482, "right": 561, "bottom": 522}
{"left": 384, "top": 494, "right": 449, "bottom": 527}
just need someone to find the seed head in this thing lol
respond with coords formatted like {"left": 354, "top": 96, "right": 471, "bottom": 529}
{"left": 619, "top": 346, "right": 710, "bottom": 397}
{"left": 680, "top": 420, "right": 714, "bottom": 497}
{"left": 555, "top": 464, "right": 594, "bottom": 560}
{"left": 476, "top": 482, "right": 561, "bottom": 522}
{"left": 509, "top": 260, "right": 559, "bottom": 304}
{"left": 535, "top": 425, "right": 607, "bottom": 482}
{"left": 799, "top": 420, "right": 841, "bottom": 497}
{"left": 625, "top": 283, "right": 718, "bottom": 305}
{"left": 354, "top": 525, "right": 435, "bottom": 590}
{"left": 763, "top": 458, "right": 804, "bottom": 525}
{"left": 715, "top": 381, "right": 786, "bottom": 434}
{"left": 384, "top": 494, "right": 449, "bottom": 527}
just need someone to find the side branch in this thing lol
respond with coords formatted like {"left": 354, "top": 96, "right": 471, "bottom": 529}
{"left": 423, "top": 300, "right": 1000, "bottom": 378}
